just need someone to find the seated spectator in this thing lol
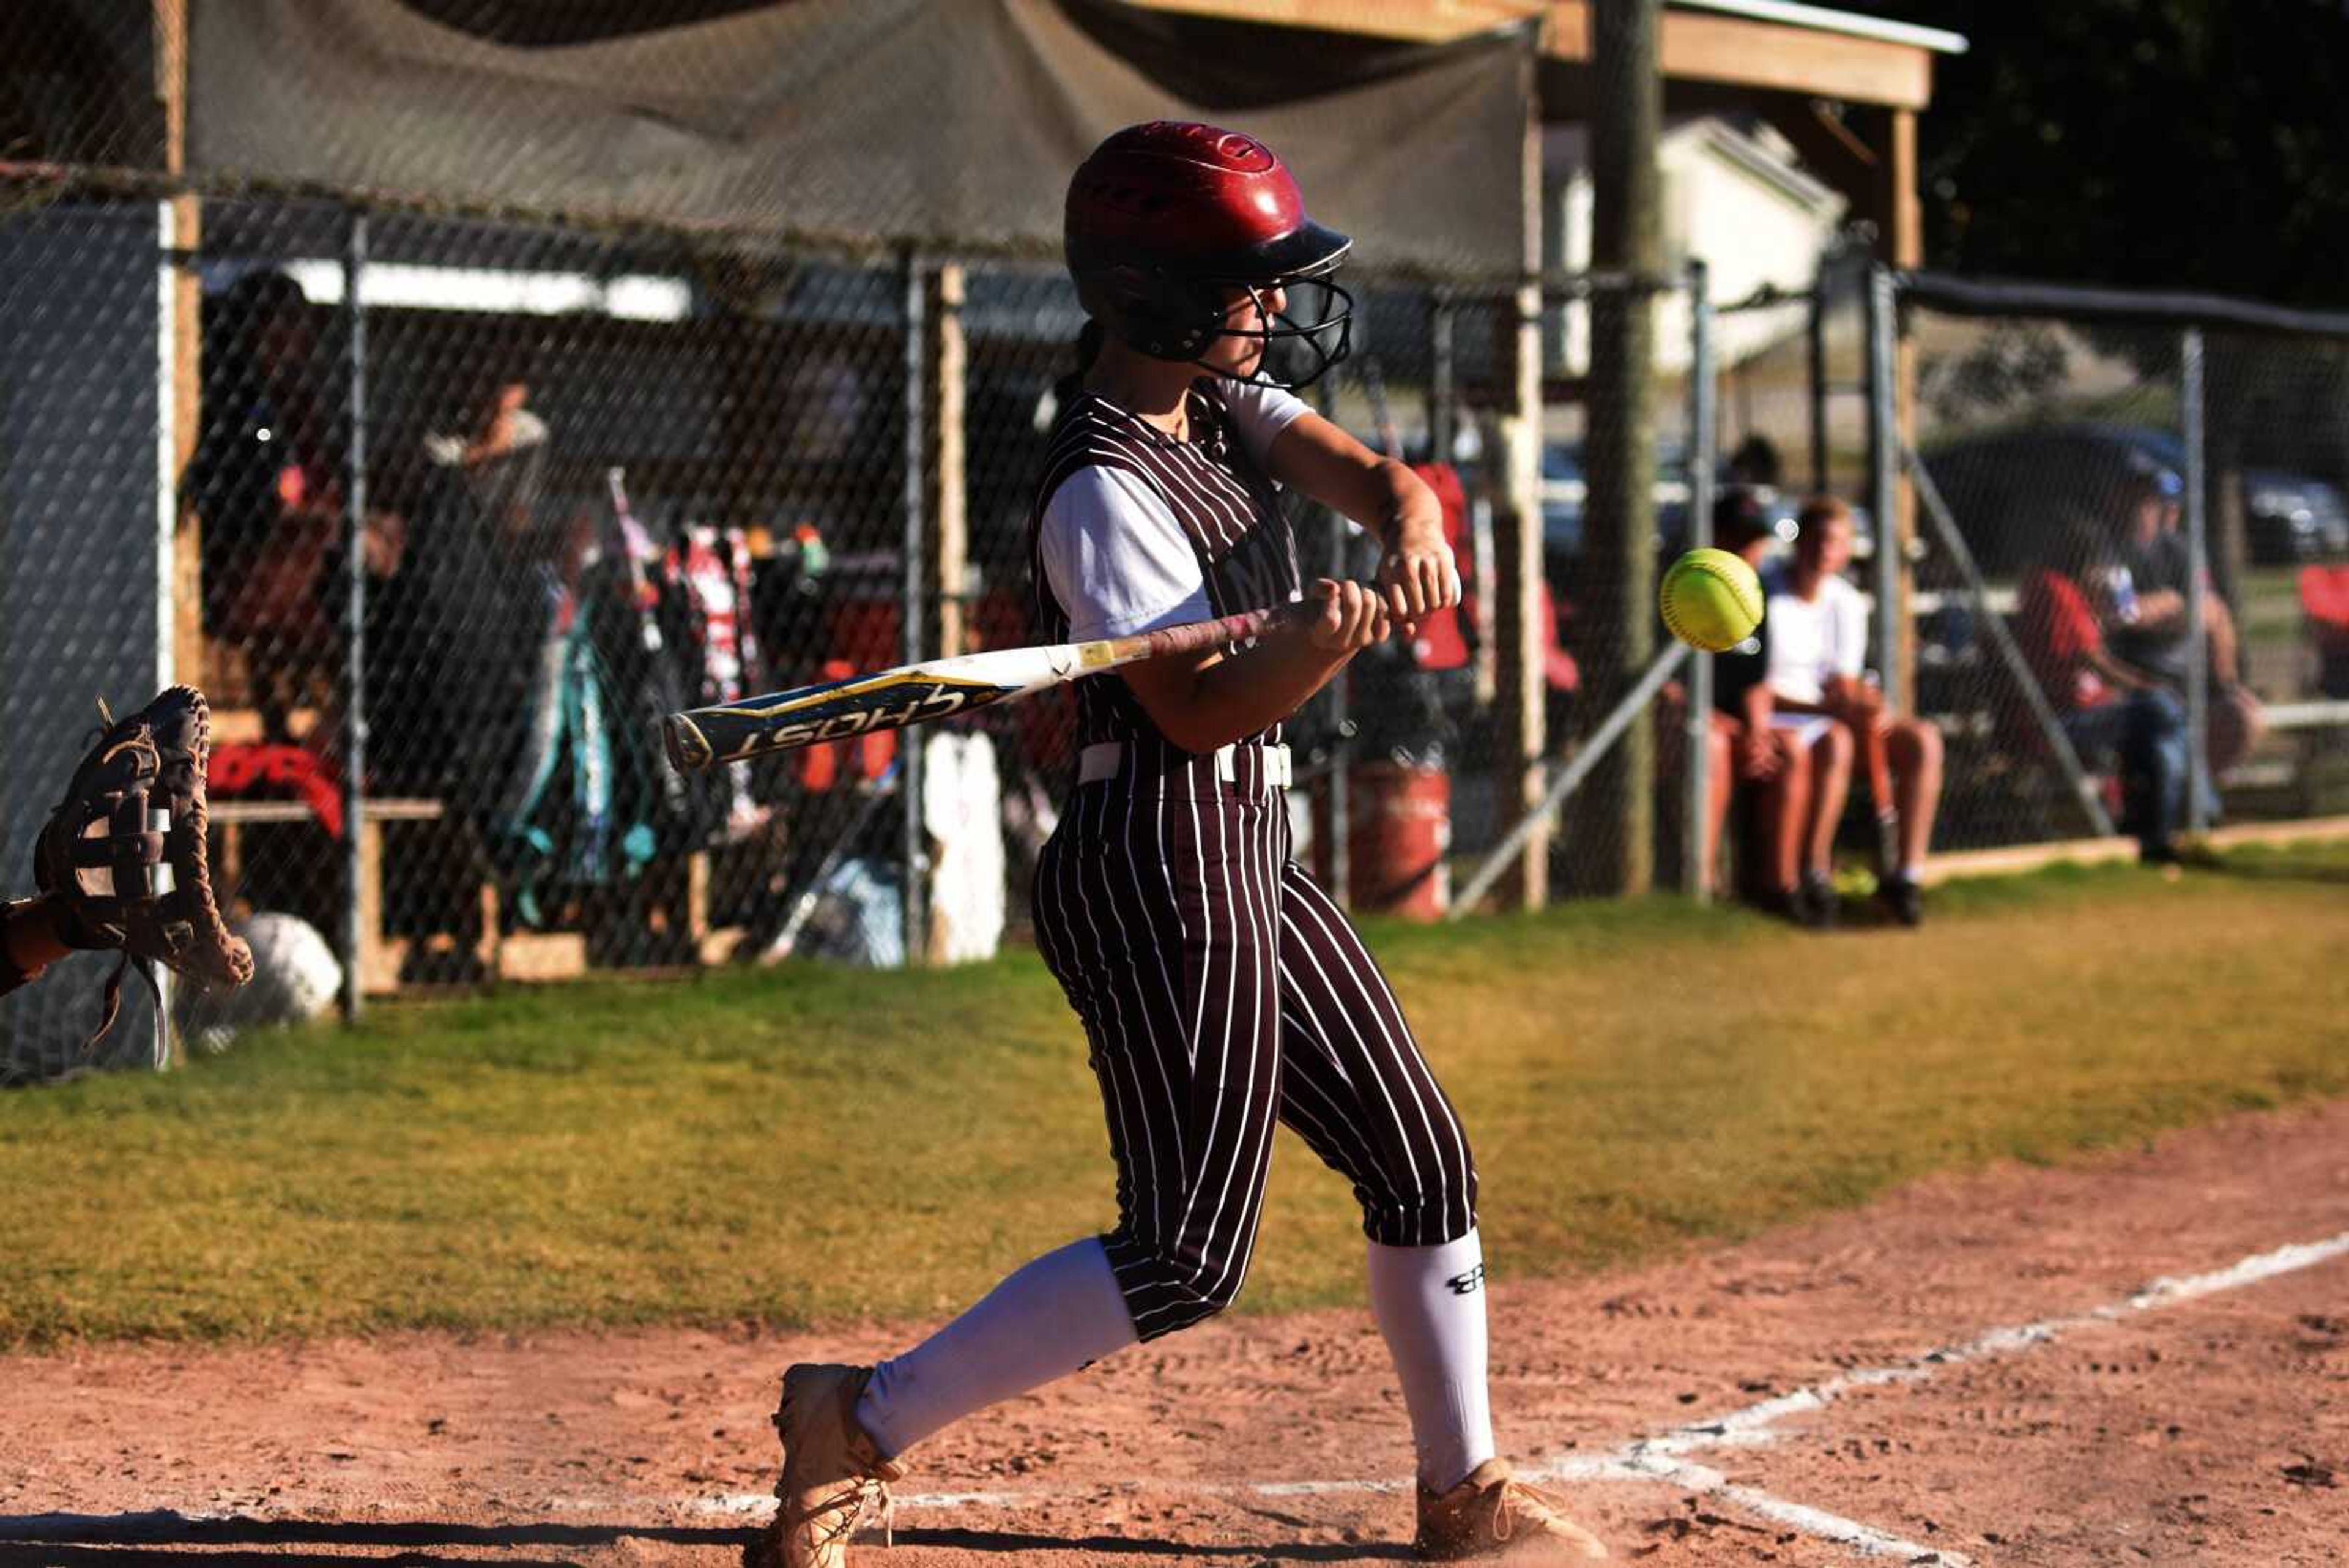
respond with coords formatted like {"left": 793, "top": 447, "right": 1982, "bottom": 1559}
{"left": 2107, "top": 460, "right": 2265, "bottom": 809}
{"left": 2305, "top": 562, "right": 2349, "bottom": 700}
{"left": 2020, "top": 516, "right": 2192, "bottom": 863}
{"left": 1763, "top": 496, "right": 1944, "bottom": 926}
{"left": 1704, "top": 491, "right": 1817, "bottom": 922}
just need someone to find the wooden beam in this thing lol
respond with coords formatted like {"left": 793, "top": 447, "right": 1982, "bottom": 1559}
{"left": 1888, "top": 106, "right": 1922, "bottom": 267}
{"left": 1493, "top": 56, "right": 1548, "bottom": 908}
{"left": 1549, "top": 2, "right": 1934, "bottom": 110}
{"left": 929, "top": 264, "right": 968, "bottom": 659}
{"left": 1888, "top": 106, "right": 1919, "bottom": 710}
{"left": 1120, "top": 1, "right": 1937, "bottom": 110}
{"left": 156, "top": 0, "right": 205, "bottom": 694}
{"left": 1118, "top": 0, "right": 1542, "bottom": 43}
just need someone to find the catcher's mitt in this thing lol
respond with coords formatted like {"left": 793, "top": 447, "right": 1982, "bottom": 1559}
{"left": 35, "top": 685, "right": 254, "bottom": 1049}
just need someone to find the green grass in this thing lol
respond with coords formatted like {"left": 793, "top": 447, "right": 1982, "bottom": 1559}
{"left": 1, "top": 843, "right": 2345, "bottom": 1347}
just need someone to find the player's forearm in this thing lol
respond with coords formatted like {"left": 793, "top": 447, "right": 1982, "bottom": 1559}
{"left": 1269, "top": 417, "right": 1439, "bottom": 548}
{"left": 1145, "top": 633, "right": 1353, "bottom": 753}
{"left": 2, "top": 896, "right": 69, "bottom": 986}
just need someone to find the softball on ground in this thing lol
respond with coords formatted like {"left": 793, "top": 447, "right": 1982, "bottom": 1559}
{"left": 1658, "top": 547, "right": 1765, "bottom": 653}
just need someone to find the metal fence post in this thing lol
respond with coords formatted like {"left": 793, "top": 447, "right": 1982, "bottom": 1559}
{"left": 900, "top": 248, "right": 929, "bottom": 965}
{"left": 1865, "top": 263, "right": 1901, "bottom": 710}
{"left": 1807, "top": 255, "right": 1830, "bottom": 495}
{"left": 1313, "top": 375, "right": 1351, "bottom": 907}
{"left": 1429, "top": 291, "right": 1456, "bottom": 469}
{"left": 2181, "top": 325, "right": 2211, "bottom": 833}
{"left": 1683, "top": 259, "right": 1715, "bottom": 901}
{"left": 340, "top": 208, "right": 368, "bottom": 1020}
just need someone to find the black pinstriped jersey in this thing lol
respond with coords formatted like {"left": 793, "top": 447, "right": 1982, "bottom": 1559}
{"left": 1027, "top": 380, "right": 1303, "bottom": 774}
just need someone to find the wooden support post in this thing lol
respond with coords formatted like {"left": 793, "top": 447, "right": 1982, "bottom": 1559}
{"left": 929, "top": 264, "right": 969, "bottom": 658}
{"left": 1887, "top": 106, "right": 1921, "bottom": 713}
{"left": 156, "top": 0, "right": 205, "bottom": 694}
{"left": 357, "top": 816, "right": 393, "bottom": 995}
{"left": 1582, "top": 0, "right": 1663, "bottom": 898}
{"left": 685, "top": 850, "right": 713, "bottom": 947}
{"left": 1492, "top": 45, "right": 1548, "bottom": 910}
{"left": 475, "top": 880, "right": 500, "bottom": 981}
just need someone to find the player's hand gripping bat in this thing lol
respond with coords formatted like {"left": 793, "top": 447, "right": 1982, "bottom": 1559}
{"left": 662, "top": 601, "right": 1316, "bottom": 773}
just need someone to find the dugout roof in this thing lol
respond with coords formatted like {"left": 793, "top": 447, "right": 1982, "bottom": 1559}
{"left": 185, "top": 0, "right": 1532, "bottom": 276}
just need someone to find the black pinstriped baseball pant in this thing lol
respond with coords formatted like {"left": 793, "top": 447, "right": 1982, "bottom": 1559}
{"left": 1033, "top": 750, "right": 1479, "bottom": 1343}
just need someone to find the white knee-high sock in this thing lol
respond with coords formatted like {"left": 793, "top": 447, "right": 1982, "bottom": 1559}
{"left": 853, "top": 1236, "right": 1137, "bottom": 1460}
{"left": 1367, "top": 1230, "right": 1497, "bottom": 1493}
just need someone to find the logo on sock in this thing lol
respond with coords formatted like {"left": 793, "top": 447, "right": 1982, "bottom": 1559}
{"left": 1444, "top": 1263, "right": 1486, "bottom": 1296}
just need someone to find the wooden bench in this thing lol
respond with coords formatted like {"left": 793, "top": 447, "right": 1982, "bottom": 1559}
{"left": 207, "top": 797, "right": 529, "bottom": 994}
{"left": 207, "top": 797, "right": 749, "bottom": 993}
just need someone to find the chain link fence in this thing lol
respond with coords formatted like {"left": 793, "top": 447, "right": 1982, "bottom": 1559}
{"left": 1, "top": 185, "right": 1719, "bottom": 1073}
{"left": 9, "top": 15, "right": 2348, "bottom": 1077}
{"left": 1904, "top": 276, "right": 2349, "bottom": 861}
{"left": 1, "top": 195, "right": 174, "bottom": 1081}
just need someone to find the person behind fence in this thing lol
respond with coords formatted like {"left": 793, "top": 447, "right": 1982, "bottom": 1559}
{"left": 2106, "top": 458, "right": 2266, "bottom": 804}
{"left": 380, "top": 328, "right": 565, "bottom": 819}
{"left": 1707, "top": 491, "right": 1820, "bottom": 923}
{"left": 187, "top": 269, "right": 407, "bottom": 747}
{"left": 2019, "top": 515, "right": 2194, "bottom": 863}
{"left": 1761, "top": 496, "right": 1943, "bottom": 926}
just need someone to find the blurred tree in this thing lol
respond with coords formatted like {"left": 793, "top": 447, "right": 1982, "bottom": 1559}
{"left": 1879, "top": 1, "right": 2349, "bottom": 307}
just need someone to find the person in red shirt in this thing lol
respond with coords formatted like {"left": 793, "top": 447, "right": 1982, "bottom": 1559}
{"left": 2017, "top": 517, "right": 2191, "bottom": 862}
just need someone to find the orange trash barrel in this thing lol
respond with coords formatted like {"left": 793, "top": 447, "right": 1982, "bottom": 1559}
{"left": 1345, "top": 761, "right": 1450, "bottom": 920}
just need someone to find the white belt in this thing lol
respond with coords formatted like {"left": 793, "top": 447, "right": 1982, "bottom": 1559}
{"left": 1080, "top": 741, "right": 1291, "bottom": 790}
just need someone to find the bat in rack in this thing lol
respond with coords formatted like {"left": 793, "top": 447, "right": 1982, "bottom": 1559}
{"left": 662, "top": 600, "right": 1316, "bottom": 773}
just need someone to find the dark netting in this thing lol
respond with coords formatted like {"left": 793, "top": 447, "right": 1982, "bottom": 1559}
{"left": 0, "top": 0, "right": 1573, "bottom": 1064}
{"left": 1909, "top": 310, "right": 2186, "bottom": 852}
{"left": 0, "top": 196, "right": 177, "bottom": 1080}
{"left": 22, "top": 0, "right": 2342, "bottom": 1069}
{"left": 2197, "top": 331, "right": 2349, "bottom": 824}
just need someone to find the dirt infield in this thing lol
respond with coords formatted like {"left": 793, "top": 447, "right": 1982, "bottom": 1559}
{"left": 3, "top": 1099, "right": 2343, "bottom": 1567}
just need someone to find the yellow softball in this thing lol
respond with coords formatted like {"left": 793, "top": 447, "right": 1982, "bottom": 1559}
{"left": 1658, "top": 548, "right": 1765, "bottom": 653}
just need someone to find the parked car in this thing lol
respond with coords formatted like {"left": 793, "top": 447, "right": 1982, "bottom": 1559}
{"left": 2128, "top": 428, "right": 2349, "bottom": 563}
{"left": 1920, "top": 422, "right": 2349, "bottom": 576}
{"left": 2246, "top": 473, "right": 2349, "bottom": 562}
{"left": 1541, "top": 440, "right": 1866, "bottom": 584}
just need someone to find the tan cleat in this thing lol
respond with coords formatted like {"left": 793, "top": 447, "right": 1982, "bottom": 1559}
{"left": 1414, "top": 1458, "right": 1609, "bottom": 1561}
{"left": 746, "top": 1363, "right": 907, "bottom": 1568}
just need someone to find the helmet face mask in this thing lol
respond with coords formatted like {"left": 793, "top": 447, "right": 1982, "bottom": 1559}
{"left": 1066, "top": 121, "right": 1356, "bottom": 392}
{"left": 1200, "top": 275, "right": 1353, "bottom": 392}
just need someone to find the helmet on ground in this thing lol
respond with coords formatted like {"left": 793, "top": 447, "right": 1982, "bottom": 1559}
{"left": 1064, "top": 121, "right": 1354, "bottom": 389}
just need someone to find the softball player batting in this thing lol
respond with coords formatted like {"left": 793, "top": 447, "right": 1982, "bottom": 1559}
{"left": 754, "top": 122, "right": 1608, "bottom": 1566}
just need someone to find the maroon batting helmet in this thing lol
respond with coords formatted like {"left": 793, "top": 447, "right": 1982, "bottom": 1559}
{"left": 1064, "top": 121, "right": 1353, "bottom": 389}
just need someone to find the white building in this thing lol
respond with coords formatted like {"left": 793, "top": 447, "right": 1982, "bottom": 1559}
{"left": 1545, "top": 115, "right": 1846, "bottom": 376}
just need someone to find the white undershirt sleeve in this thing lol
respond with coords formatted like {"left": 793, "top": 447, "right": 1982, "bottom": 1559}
{"left": 1217, "top": 380, "right": 1313, "bottom": 473}
{"left": 1039, "top": 466, "right": 1211, "bottom": 642}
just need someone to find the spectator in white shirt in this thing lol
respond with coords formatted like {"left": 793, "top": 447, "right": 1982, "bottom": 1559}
{"left": 1764, "top": 496, "right": 1944, "bottom": 926}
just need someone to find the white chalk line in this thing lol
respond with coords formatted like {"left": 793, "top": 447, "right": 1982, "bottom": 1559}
{"left": 676, "top": 1227, "right": 2349, "bottom": 1565}
{"left": 1605, "top": 1228, "right": 2349, "bottom": 1467}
